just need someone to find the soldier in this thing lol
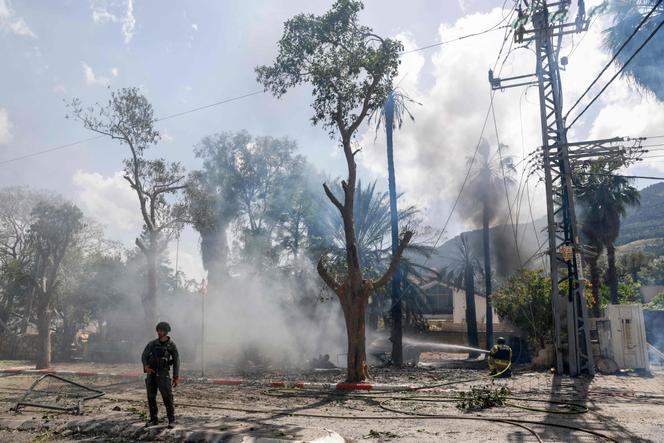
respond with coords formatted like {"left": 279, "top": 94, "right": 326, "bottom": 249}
{"left": 488, "top": 337, "right": 512, "bottom": 377}
{"left": 142, "top": 321, "right": 180, "bottom": 427}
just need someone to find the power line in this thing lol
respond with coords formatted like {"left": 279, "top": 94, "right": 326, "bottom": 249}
{"left": 491, "top": 99, "right": 522, "bottom": 263}
{"left": 0, "top": 90, "right": 266, "bottom": 166}
{"left": 402, "top": 4, "right": 515, "bottom": 55}
{"left": 567, "top": 12, "right": 664, "bottom": 130}
{"left": 388, "top": 12, "right": 517, "bottom": 310}
{"left": 577, "top": 171, "right": 664, "bottom": 181}
{"left": 565, "top": 0, "right": 663, "bottom": 120}
{"left": 3, "top": 9, "right": 519, "bottom": 167}
{"left": 155, "top": 90, "right": 265, "bottom": 122}
{"left": 0, "top": 135, "right": 105, "bottom": 166}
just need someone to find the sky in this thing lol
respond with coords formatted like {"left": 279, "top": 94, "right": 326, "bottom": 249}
{"left": 2, "top": 0, "right": 664, "bottom": 280}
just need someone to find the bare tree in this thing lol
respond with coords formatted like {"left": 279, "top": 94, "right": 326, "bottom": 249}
{"left": 68, "top": 88, "right": 187, "bottom": 326}
{"left": 257, "top": 0, "right": 412, "bottom": 382}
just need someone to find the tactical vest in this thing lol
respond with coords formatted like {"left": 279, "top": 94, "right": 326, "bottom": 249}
{"left": 149, "top": 341, "right": 173, "bottom": 373}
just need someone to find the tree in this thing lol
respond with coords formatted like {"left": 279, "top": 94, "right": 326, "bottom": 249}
{"left": 68, "top": 88, "right": 187, "bottom": 327}
{"left": 0, "top": 187, "right": 51, "bottom": 338}
{"left": 256, "top": 0, "right": 412, "bottom": 381}
{"left": 464, "top": 140, "right": 516, "bottom": 347}
{"left": 638, "top": 256, "right": 664, "bottom": 285}
{"left": 493, "top": 269, "right": 552, "bottom": 350}
{"left": 604, "top": 1, "right": 664, "bottom": 101}
{"left": 576, "top": 164, "right": 640, "bottom": 305}
{"left": 187, "top": 131, "right": 308, "bottom": 291}
{"left": 29, "top": 201, "right": 84, "bottom": 368}
{"left": 646, "top": 291, "right": 664, "bottom": 310}
{"left": 441, "top": 234, "right": 480, "bottom": 351}
{"left": 308, "top": 180, "right": 428, "bottom": 333}
{"left": 370, "top": 89, "right": 419, "bottom": 366}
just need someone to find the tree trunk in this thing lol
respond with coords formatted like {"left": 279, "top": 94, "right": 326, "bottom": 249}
{"left": 589, "top": 256, "right": 601, "bottom": 317}
{"left": 144, "top": 251, "right": 158, "bottom": 327}
{"left": 607, "top": 243, "right": 618, "bottom": 305}
{"left": 202, "top": 224, "right": 230, "bottom": 297}
{"left": 385, "top": 92, "right": 403, "bottom": 367}
{"left": 482, "top": 203, "right": 493, "bottom": 349}
{"left": 464, "top": 264, "right": 479, "bottom": 352}
{"left": 19, "top": 286, "right": 36, "bottom": 335}
{"left": 342, "top": 292, "right": 369, "bottom": 382}
{"left": 35, "top": 301, "right": 51, "bottom": 369}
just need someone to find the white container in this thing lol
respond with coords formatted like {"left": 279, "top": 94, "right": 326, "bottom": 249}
{"left": 606, "top": 304, "right": 650, "bottom": 371}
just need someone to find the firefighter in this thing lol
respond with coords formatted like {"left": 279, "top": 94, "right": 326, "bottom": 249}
{"left": 142, "top": 321, "right": 180, "bottom": 427}
{"left": 488, "top": 337, "right": 512, "bottom": 377}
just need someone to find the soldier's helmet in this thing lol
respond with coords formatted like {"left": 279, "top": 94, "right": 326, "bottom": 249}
{"left": 496, "top": 337, "right": 506, "bottom": 345}
{"left": 156, "top": 321, "right": 171, "bottom": 333}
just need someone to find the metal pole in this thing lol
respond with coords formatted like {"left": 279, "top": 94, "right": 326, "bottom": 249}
{"left": 201, "top": 278, "right": 206, "bottom": 377}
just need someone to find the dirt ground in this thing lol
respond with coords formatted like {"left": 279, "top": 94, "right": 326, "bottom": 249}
{"left": 0, "top": 358, "right": 662, "bottom": 442}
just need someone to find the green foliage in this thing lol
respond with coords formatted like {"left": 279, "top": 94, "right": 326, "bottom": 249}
{"left": 598, "top": 275, "right": 642, "bottom": 307}
{"left": 456, "top": 384, "right": 510, "bottom": 412}
{"left": 256, "top": 0, "right": 403, "bottom": 138}
{"left": 646, "top": 292, "right": 664, "bottom": 310}
{"left": 617, "top": 182, "right": 664, "bottom": 246}
{"left": 639, "top": 256, "right": 664, "bottom": 285}
{"left": 493, "top": 269, "right": 552, "bottom": 349}
{"left": 366, "top": 429, "right": 399, "bottom": 439}
{"left": 604, "top": 1, "right": 664, "bottom": 101}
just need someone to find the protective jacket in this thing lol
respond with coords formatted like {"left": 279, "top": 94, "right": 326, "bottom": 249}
{"left": 488, "top": 343, "right": 512, "bottom": 371}
{"left": 141, "top": 337, "right": 180, "bottom": 378}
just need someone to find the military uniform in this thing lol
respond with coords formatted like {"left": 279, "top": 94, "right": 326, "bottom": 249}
{"left": 141, "top": 336, "right": 180, "bottom": 423}
{"left": 488, "top": 342, "right": 512, "bottom": 377}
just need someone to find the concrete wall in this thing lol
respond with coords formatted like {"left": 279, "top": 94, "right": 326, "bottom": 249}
{"left": 452, "top": 288, "right": 500, "bottom": 325}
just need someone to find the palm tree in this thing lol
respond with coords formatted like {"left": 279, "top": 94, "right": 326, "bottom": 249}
{"left": 580, "top": 218, "right": 604, "bottom": 317}
{"left": 441, "top": 234, "right": 481, "bottom": 352}
{"left": 576, "top": 164, "right": 640, "bottom": 305}
{"left": 604, "top": 1, "right": 664, "bottom": 101}
{"left": 370, "top": 89, "right": 419, "bottom": 366}
{"left": 466, "top": 140, "right": 516, "bottom": 348}
{"left": 309, "top": 180, "right": 432, "bottom": 334}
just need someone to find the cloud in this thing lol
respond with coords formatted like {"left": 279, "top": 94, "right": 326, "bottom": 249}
{"left": 89, "top": 0, "right": 134, "bottom": 43}
{"left": 73, "top": 170, "right": 143, "bottom": 231}
{"left": 81, "top": 61, "right": 111, "bottom": 86}
{"left": 191, "top": 23, "right": 198, "bottom": 31}
{"left": 0, "top": 108, "right": 12, "bottom": 145}
{"left": 91, "top": 6, "right": 117, "bottom": 24}
{"left": 122, "top": 0, "right": 135, "bottom": 43}
{"left": 0, "top": 0, "right": 36, "bottom": 38}
{"left": 110, "top": 67, "right": 119, "bottom": 77}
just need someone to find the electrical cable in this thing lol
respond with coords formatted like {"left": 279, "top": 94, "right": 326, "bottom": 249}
{"left": 576, "top": 171, "right": 664, "bottom": 181}
{"left": 566, "top": 12, "right": 664, "bottom": 130}
{"left": 0, "top": 90, "right": 266, "bottom": 166}
{"left": 565, "top": 0, "right": 663, "bottom": 120}
{"left": 386, "top": 7, "right": 518, "bottom": 313}
{"left": 491, "top": 99, "right": 522, "bottom": 264}
{"left": 402, "top": 1, "right": 517, "bottom": 55}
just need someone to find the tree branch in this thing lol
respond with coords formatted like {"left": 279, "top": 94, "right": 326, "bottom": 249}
{"left": 317, "top": 256, "right": 340, "bottom": 292}
{"left": 135, "top": 238, "right": 148, "bottom": 254}
{"left": 323, "top": 183, "right": 344, "bottom": 213}
{"left": 372, "top": 230, "right": 414, "bottom": 290}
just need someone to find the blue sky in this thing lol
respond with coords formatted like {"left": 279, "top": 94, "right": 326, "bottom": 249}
{"left": 2, "top": 0, "right": 664, "bottom": 278}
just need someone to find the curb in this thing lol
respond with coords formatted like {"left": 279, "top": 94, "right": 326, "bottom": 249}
{"left": 0, "top": 368, "right": 416, "bottom": 391}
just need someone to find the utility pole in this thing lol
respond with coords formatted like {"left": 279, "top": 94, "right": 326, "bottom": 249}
{"left": 490, "top": 0, "right": 646, "bottom": 374}
{"left": 489, "top": 0, "right": 594, "bottom": 375}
